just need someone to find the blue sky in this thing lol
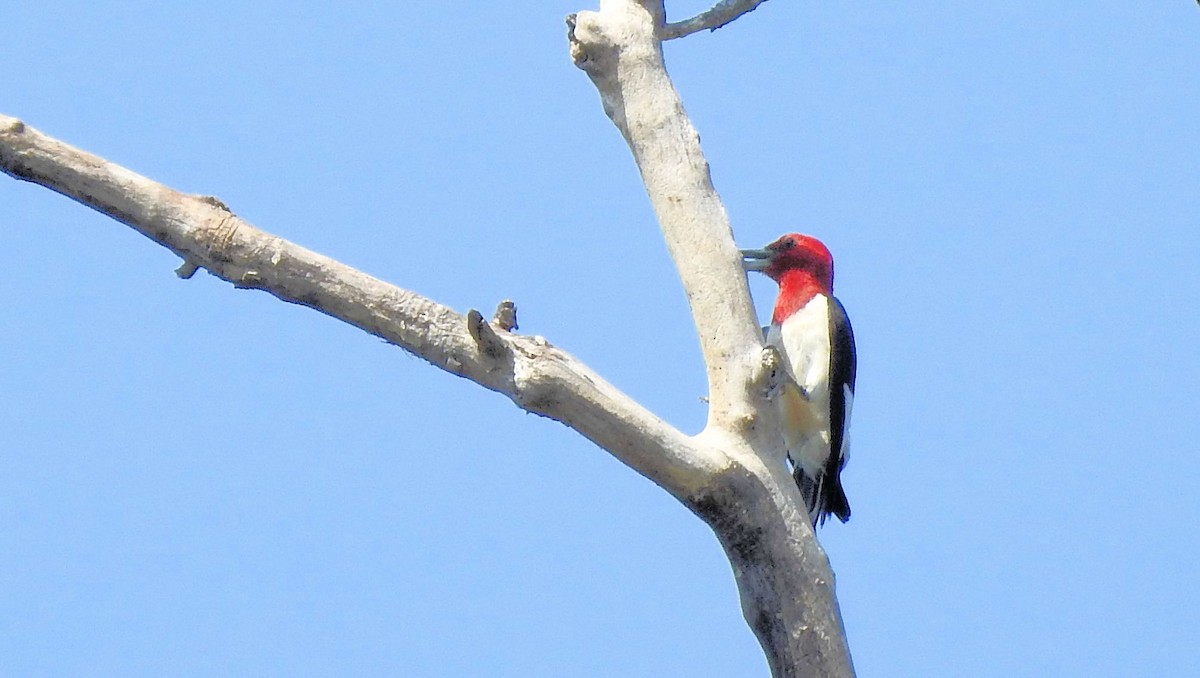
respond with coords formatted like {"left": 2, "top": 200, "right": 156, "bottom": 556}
{"left": 3, "top": 2, "right": 1198, "bottom": 676}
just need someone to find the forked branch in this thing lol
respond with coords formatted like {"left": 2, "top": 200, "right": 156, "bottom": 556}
{"left": 2, "top": 0, "right": 856, "bottom": 671}
{"left": 569, "top": 2, "right": 855, "bottom": 676}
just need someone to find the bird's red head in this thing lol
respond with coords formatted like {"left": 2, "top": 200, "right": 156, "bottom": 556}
{"left": 741, "top": 233, "right": 836, "bottom": 325}
{"left": 741, "top": 233, "right": 834, "bottom": 289}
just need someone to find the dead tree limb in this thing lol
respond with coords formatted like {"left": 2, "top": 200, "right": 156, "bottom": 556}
{"left": 1, "top": 2, "right": 855, "bottom": 672}
{"left": 569, "top": 2, "right": 855, "bottom": 675}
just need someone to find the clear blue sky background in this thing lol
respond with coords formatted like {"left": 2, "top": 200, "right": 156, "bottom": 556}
{"left": 3, "top": 2, "right": 1198, "bottom": 676}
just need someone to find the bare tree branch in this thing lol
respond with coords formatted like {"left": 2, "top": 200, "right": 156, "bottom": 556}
{"left": 662, "top": 0, "right": 770, "bottom": 40}
{"left": 568, "top": 1, "right": 763, "bottom": 435}
{"left": 0, "top": 113, "right": 722, "bottom": 500}
{"left": 3, "top": 1, "right": 855, "bottom": 671}
{"left": 568, "top": 3, "right": 855, "bottom": 676}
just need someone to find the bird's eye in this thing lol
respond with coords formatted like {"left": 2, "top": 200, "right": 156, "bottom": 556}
{"left": 777, "top": 239, "right": 795, "bottom": 251}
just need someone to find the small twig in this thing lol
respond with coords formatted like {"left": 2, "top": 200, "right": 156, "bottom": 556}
{"left": 175, "top": 260, "right": 200, "bottom": 279}
{"left": 661, "top": 0, "right": 770, "bottom": 40}
{"left": 492, "top": 299, "right": 518, "bottom": 331}
{"left": 467, "top": 309, "right": 506, "bottom": 359}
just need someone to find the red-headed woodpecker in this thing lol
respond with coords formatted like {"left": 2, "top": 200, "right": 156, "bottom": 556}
{"left": 741, "top": 233, "right": 856, "bottom": 527}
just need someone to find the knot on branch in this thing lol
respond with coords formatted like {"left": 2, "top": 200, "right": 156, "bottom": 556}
{"left": 566, "top": 8, "right": 662, "bottom": 129}
{"left": 196, "top": 194, "right": 234, "bottom": 214}
{"left": 757, "top": 345, "right": 786, "bottom": 401}
{"left": 492, "top": 299, "right": 518, "bottom": 332}
{"left": 566, "top": 12, "right": 609, "bottom": 75}
{"left": 567, "top": 6, "right": 659, "bottom": 74}
{"left": 232, "top": 269, "right": 264, "bottom": 289}
{"left": 467, "top": 307, "right": 509, "bottom": 359}
{"left": 175, "top": 259, "right": 201, "bottom": 279}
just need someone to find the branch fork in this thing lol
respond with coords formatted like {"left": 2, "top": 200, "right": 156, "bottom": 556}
{"left": 1, "top": 1, "right": 854, "bottom": 673}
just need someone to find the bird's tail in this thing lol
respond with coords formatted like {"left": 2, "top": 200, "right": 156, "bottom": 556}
{"left": 794, "top": 468, "right": 851, "bottom": 528}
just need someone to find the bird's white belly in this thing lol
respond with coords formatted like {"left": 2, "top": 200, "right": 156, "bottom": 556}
{"left": 767, "top": 297, "right": 833, "bottom": 475}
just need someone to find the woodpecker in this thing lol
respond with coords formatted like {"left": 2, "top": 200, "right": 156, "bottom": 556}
{"left": 741, "top": 233, "right": 856, "bottom": 527}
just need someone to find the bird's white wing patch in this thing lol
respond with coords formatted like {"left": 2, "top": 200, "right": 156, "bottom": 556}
{"left": 840, "top": 383, "right": 854, "bottom": 466}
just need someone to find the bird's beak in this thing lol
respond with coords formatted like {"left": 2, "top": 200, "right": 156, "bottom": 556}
{"left": 740, "top": 248, "right": 774, "bottom": 272}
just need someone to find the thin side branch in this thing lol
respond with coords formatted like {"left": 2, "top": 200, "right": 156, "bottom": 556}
{"left": 0, "top": 113, "right": 723, "bottom": 500}
{"left": 662, "top": 0, "right": 770, "bottom": 40}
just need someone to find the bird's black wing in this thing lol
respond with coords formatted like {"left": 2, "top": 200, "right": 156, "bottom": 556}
{"left": 820, "top": 295, "right": 856, "bottom": 524}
